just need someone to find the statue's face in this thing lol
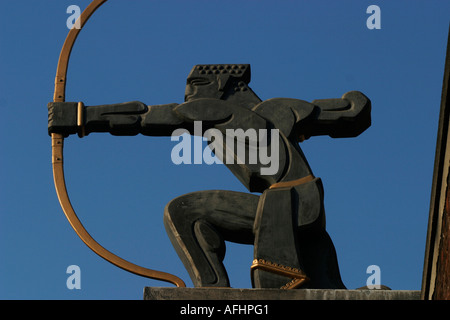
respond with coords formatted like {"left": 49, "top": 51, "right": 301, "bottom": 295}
{"left": 185, "top": 64, "right": 250, "bottom": 102}
{"left": 184, "top": 75, "right": 224, "bottom": 102}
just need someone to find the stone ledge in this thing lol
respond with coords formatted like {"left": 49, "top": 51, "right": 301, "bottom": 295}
{"left": 144, "top": 287, "right": 421, "bottom": 300}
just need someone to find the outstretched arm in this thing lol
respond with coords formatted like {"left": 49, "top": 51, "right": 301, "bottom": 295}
{"left": 48, "top": 101, "right": 150, "bottom": 137}
{"left": 48, "top": 101, "right": 192, "bottom": 137}
{"left": 48, "top": 99, "right": 235, "bottom": 137}
{"left": 253, "top": 91, "right": 371, "bottom": 141}
{"left": 309, "top": 91, "right": 371, "bottom": 138}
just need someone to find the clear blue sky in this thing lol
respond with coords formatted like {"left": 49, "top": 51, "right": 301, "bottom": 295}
{"left": 0, "top": 0, "right": 449, "bottom": 299}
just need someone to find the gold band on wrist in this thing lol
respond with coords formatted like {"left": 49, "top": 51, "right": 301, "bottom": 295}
{"left": 77, "top": 102, "right": 85, "bottom": 138}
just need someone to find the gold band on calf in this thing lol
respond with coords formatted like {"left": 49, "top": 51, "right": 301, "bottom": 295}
{"left": 269, "top": 174, "right": 315, "bottom": 189}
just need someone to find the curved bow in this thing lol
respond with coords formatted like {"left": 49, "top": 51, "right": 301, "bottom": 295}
{"left": 51, "top": 0, "right": 186, "bottom": 288}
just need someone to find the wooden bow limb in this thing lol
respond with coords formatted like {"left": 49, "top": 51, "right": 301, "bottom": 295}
{"left": 51, "top": 0, "right": 186, "bottom": 288}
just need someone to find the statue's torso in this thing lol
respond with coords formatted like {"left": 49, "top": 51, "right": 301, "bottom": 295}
{"left": 173, "top": 99, "right": 314, "bottom": 193}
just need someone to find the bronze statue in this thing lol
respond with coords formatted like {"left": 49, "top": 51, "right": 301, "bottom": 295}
{"left": 49, "top": 63, "right": 371, "bottom": 289}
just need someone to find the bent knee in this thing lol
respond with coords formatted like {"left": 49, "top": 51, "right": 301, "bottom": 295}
{"left": 164, "top": 191, "right": 209, "bottom": 225}
{"left": 164, "top": 194, "right": 187, "bottom": 223}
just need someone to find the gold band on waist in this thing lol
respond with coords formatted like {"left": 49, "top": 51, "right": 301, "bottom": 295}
{"left": 269, "top": 174, "right": 315, "bottom": 189}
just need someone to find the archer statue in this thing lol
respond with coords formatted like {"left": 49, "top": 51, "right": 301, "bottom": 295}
{"left": 48, "top": 64, "right": 371, "bottom": 289}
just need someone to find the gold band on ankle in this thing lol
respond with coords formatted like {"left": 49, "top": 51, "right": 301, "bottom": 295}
{"left": 251, "top": 259, "right": 309, "bottom": 289}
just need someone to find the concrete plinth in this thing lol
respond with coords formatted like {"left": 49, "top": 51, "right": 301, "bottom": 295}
{"left": 144, "top": 287, "right": 421, "bottom": 300}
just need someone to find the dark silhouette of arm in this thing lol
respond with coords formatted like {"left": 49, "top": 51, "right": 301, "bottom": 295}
{"left": 309, "top": 91, "right": 371, "bottom": 138}
{"left": 48, "top": 101, "right": 150, "bottom": 137}
{"left": 253, "top": 91, "right": 371, "bottom": 142}
{"left": 48, "top": 99, "right": 235, "bottom": 137}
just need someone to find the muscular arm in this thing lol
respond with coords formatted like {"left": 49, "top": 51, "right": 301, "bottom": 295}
{"left": 309, "top": 91, "right": 371, "bottom": 138}
{"left": 48, "top": 99, "right": 234, "bottom": 137}
{"left": 253, "top": 91, "right": 371, "bottom": 141}
{"left": 141, "top": 103, "right": 187, "bottom": 136}
{"left": 48, "top": 101, "right": 153, "bottom": 137}
{"left": 48, "top": 101, "right": 192, "bottom": 137}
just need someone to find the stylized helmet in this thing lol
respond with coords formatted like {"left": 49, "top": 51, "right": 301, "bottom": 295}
{"left": 187, "top": 64, "right": 251, "bottom": 86}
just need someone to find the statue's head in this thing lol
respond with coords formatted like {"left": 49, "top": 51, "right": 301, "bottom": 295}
{"left": 185, "top": 64, "right": 251, "bottom": 102}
